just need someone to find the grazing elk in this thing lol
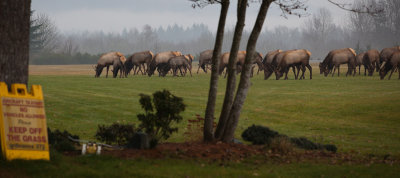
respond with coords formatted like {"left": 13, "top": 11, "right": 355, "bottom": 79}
{"left": 94, "top": 51, "right": 127, "bottom": 78}
{"left": 362, "top": 49, "right": 380, "bottom": 76}
{"left": 148, "top": 51, "right": 182, "bottom": 77}
{"left": 125, "top": 51, "right": 154, "bottom": 75}
{"left": 270, "top": 50, "right": 299, "bottom": 80}
{"left": 263, "top": 49, "right": 282, "bottom": 80}
{"left": 379, "top": 51, "right": 400, "bottom": 80}
{"left": 319, "top": 48, "right": 356, "bottom": 77}
{"left": 219, "top": 51, "right": 247, "bottom": 78}
{"left": 379, "top": 46, "right": 400, "bottom": 65}
{"left": 197, "top": 50, "right": 213, "bottom": 74}
{"left": 167, "top": 54, "right": 193, "bottom": 77}
{"left": 275, "top": 49, "right": 312, "bottom": 80}
{"left": 236, "top": 51, "right": 264, "bottom": 77}
{"left": 355, "top": 52, "right": 366, "bottom": 75}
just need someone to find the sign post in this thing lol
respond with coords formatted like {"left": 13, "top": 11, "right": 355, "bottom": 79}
{"left": 0, "top": 82, "right": 50, "bottom": 160}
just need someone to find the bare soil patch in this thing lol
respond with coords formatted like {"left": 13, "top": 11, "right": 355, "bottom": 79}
{"left": 64, "top": 142, "right": 399, "bottom": 165}
{"left": 29, "top": 65, "right": 94, "bottom": 75}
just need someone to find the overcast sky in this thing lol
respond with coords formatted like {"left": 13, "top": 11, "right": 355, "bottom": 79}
{"left": 32, "top": 0, "right": 351, "bottom": 33}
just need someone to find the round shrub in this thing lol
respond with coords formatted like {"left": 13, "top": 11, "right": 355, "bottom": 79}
{"left": 241, "top": 125, "right": 280, "bottom": 145}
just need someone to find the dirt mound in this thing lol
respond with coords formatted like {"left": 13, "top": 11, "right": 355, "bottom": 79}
{"left": 103, "top": 142, "right": 265, "bottom": 161}
{"left": 64, "top": 142, "right": 399, "bottom": 165}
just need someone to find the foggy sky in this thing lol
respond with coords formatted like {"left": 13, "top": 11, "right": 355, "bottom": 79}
{"left": 32, "top": 0, "right": 351, "bottom": 33}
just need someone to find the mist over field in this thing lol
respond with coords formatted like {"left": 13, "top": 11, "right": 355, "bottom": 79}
{"left": 29, "top": 0, "right": 399, "bottom": 64}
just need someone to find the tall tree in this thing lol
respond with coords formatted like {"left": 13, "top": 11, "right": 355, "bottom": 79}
{"left": 191, "top": 0, "right": 230, "bottom": 142}
{"left": 221, "top": 0, "right": 273, "bottom": 142}
{"left": 215, "top": 0, "right": 248, "bottom": 140}
{"left": 191, "top": 0, "right": 383, "bottom": 143}
{"left": 0, "top": 0, "right": 31, "bottom": 88}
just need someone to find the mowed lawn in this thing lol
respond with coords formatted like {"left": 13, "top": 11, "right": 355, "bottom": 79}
{"left": 27, "top": 65, "right": 400, "bottom": 156}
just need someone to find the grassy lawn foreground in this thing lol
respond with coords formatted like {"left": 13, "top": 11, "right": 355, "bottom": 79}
{"left": 1, "top": 69, "right": 399, "bottom": 177}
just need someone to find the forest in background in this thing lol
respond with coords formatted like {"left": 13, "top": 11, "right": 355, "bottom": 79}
{"left": 30, "top": 0, "right": 400, "bottom": 64}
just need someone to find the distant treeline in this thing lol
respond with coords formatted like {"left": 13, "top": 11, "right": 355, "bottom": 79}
{"left": 30, "top": 52, "right": 101, "bottom": 65}
{"left": 30, "top": 0, "right": 400, "bottom": 65}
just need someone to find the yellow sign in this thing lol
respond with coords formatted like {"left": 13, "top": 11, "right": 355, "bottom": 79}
{"left": 0, "top": 82, "right": 50, "bottom": 161}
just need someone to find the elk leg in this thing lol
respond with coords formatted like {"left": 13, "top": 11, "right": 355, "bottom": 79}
{"left": 300, "top": 65, "right": 306, "bottom": 80}
{"left": 306, "top": 64, "right": 312, "bottom": 80}
{"left": 188, "top": 65, "right": 192, "bottom": 77}
{"left": 106, "top": 66, "right": 109, "bottom": 78}
{"left": 364, "top": 65, "right": 367, "bottom": 76}
{"left": 284, "top": 67, "right": 289, "bottom": 80}
{"left": 293, "top": 66, "right": 298, "bottom": 80}
{"left": 138, "top": 65, "right": 143, "bottom": 75}
{"left": 179, "top": 67, "right": 184, "bottom": 77}
{"left": 388, "top": 67, "right": 395, "bottom": 80}
{"left": 398, "top": 67, "right": 400, "bottom": 79}
{"left": 134, "top": 65, "right": 138, "bottom": 75}
{"left": 332, "top": 66, "right": 336, "bottom": 77}
{"left": 338, "top": 66, "right": 341, "bottom": 77}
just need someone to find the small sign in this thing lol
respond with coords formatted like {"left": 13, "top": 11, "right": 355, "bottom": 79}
{"left": 0, "top": 82, "right": 50, "bottom": 161}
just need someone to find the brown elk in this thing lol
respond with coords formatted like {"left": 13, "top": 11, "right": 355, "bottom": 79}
{"left": 125, "top": 51, "right": 154, "bottom": 75}
{"left": 275, "top": 49, "right": 312, "bottom": 80}
{"left": 319, "top": 48, "right": 356, "bottom": 77}
{"left": 355, "top": 52, "right": 365, "bottom": 75}
{"left": 94, "top": 51, "right": 127, "bottom": 78}
{"left": 167, "top": 54, "right": 193, "bottom": 77}
{"left": 263, "top": 49, "right": 282, "bottom": 80}
{"left": 380, "top": 51, "right": 400, "bottom": 80}
{"left": 197, "top": 50, "right": 213, "bottom": 74}
{"left": 362, "top": 49, "right": 380, "bottom": 76}
{"left": 219, "top": 51, "right": 247, "bottom": 77}
{"left": 236, "top": 51, "right": 264, "bottom": 77}
{"left": 148, "top": 51, "right": 182, "bottom": 77}
{"left": 270, "top": 50, "right": 299, "bottom": 80}
{"left": 379, "top": 46, "right": 400, "bottom": 65}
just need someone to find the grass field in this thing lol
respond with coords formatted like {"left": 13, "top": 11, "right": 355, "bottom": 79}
{"left": 27, "top": 64, "right": 400, "bottom": 155}
{"left": 1, "top": 64, "right": 400, "bottom": 177}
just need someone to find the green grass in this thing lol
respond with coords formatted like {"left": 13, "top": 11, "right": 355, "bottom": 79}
{"left": 1, "top": 151, "right": 399, "bottom": 177}
{"left": 1, "top": 70, "right": 399, "bottom": 177}
{"left": 28, "top": 71, "right": 400, "bottom": 155}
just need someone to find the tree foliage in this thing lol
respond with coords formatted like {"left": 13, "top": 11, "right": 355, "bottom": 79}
{"left": 137, "top": 90, "right": 186, "bottom": 146}
{"left": 95, "top": 123, "right": 136, "bottom": 146}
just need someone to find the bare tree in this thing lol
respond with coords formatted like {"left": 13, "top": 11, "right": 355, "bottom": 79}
{"left": 215, "top": 0, "right": 248, "bottom": 140}
{"left": 32, "top": 13, "right": 61, "bottom": 52}
{"left": 191, "top": 0, "right": 383, "bottom": 143}
{"left": 60, "top": 36, "right": 80, "bottom": 55}
{"left": 191, "top": 0, "right": 230, "bottom": 142}
{"left": 0, "top": 0, "right": 31, "bottom": 88}
{"left": 303, "top": 8, "right": 335, "bottom": 58}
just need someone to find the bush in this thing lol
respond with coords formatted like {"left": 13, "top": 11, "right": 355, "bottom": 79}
{"left": 95, "top": 123, "right": 136, "bottom": 146}
{"left": 47, "top": 128, "right": 80, "bottom": 152}
{"left": 242, "top": 125, "right": 338, "bottom": 153}
{"left": 323, "top": 144, "right": 338, "bottom": 153}
{"left": 241, "top": 125, "right": 281, "bottom": 145}
{"left": 137, "top": 90, "right": 186, "bottom": 148}
{"left": 290, "top": 137, "right": 323, "bottom": 150}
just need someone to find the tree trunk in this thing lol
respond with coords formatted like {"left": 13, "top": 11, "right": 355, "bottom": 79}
{"left": 203, "top": 0, "right": 230, "bottom": 142}
{"left": 0, "top": 0, "right": 31, "bottom": 89}
{"left": 214, "top": 0, "right": 248, "bottom": 140}
{"left": 221, "top": 0, "right": 272, "bottom": 142}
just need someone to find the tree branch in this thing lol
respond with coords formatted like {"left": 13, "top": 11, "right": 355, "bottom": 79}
{"left": 274, "top": 0, "right": 309, "bottom": 18}
{"left": 190, "top": 0, "right": 222, "bottom": 8}
{"left": 327, "top": 0, "right": 383, "bottom": 15}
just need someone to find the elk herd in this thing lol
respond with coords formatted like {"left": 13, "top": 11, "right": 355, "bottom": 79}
{"left": 94, "top": 46, "right": 400, "bottom": 80}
